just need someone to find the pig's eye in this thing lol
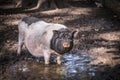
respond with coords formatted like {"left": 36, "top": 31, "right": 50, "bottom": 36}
{"left": 63, "top": 34, "right": 69, "bottom": 38}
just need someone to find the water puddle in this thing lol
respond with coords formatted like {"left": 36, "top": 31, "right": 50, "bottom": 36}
{"left": 4, "top": 50, "right": 98, "bottom": 80}
{"left": 62, "top": 51, "right": 96, "bottom": 80}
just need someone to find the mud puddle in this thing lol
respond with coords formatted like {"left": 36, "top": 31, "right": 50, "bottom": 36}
{"left": 2, "top": 50, "right": 99, "bottom": 80}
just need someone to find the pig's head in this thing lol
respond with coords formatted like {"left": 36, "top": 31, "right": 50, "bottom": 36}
{"left": 50, "top": 28, "right": 77, "bottom": 54}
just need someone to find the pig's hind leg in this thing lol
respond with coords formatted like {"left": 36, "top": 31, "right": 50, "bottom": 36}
{"left": 17, "top": 25, "right": 25, "bottom": 55}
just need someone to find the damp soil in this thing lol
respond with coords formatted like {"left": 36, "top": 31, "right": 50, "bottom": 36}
{"left": 0, "top": 1, "right": 120, "bottom": 80}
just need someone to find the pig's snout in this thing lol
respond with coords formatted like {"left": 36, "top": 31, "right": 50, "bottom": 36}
{"left": 63, "top": 42, "right": 70, "bottom": 48}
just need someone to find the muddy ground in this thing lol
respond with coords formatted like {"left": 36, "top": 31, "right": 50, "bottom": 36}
{"left": 0, "top": 1, "right": 120, "bottom": 80}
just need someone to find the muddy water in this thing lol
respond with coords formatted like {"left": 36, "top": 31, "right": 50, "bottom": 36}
{"left": 3, "top": 50, "right": 97, "bottom": 80}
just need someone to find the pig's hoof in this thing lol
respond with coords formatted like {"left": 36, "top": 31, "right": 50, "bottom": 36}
{"left": 57, "top": 64, "right": 61, "bottom": 66}
{"left": 17, "top": 53, "right": 21, "bottom": 56}
{"left": 57, "top": 61, "right": 62, "bottom": 65}
{"left": 45, "top": 64, "right": 49, "bottom": 67}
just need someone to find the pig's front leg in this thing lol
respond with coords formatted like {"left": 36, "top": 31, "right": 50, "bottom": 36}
{"left": 43, "top": 50, "right": 51, "bottom": 65}
{"left": 56, "top": 54, "right": 61, "bottom": 65}
{"left": 51, "top": 50, "right": 61, "bottom": 65}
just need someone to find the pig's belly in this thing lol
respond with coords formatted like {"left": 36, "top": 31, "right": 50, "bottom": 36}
{"left": 32, "top": 47, "right": 44, "bottom": 57}
{"left": 25, "top": 34, "right": 44, "bottom": 57}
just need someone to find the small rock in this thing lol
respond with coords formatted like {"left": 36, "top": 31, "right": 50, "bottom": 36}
{"left": 95, "top": 29, "right": 99, "bottom": 31}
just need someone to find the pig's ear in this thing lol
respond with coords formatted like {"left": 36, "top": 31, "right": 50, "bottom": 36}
{"left": 72, "top": 29, "right": 79, "bottom": 38}
{"left": 53, "top": 30, "right": 60, "bottom": 34}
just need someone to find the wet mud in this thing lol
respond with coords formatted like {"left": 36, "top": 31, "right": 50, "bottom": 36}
{"left": 1, "top": 50, "right": 95, "bottom": 80}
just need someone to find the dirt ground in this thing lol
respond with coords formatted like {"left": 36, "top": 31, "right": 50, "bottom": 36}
{"left": 0, "top": 1, "right": 120, "bottom": 80}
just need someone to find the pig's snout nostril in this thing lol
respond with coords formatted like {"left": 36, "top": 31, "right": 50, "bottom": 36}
{"left": 63, "top": 43, "right": 70, "bottom": 48}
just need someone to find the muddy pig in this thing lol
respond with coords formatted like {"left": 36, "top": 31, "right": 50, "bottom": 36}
{"left": 17, "top": 17, "right": 77, "bottom": 64}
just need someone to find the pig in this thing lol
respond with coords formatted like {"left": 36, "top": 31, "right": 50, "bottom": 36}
{"left": 17, "top": 17, "right": 76, "bottom": 64}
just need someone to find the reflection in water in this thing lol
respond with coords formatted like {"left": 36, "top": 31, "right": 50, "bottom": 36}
{"left": 62, "top": 51, "right": 95, "bottom": 80}
{"left": 7, "top": 61, "right": 65, "bottom": 80}
{"left": 5, "top": 50, "right": 96, "bottom": 80}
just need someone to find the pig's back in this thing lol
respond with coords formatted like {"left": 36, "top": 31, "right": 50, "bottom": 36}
{"left": 22, "top": 17, "right": 40, "bottom": 26}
